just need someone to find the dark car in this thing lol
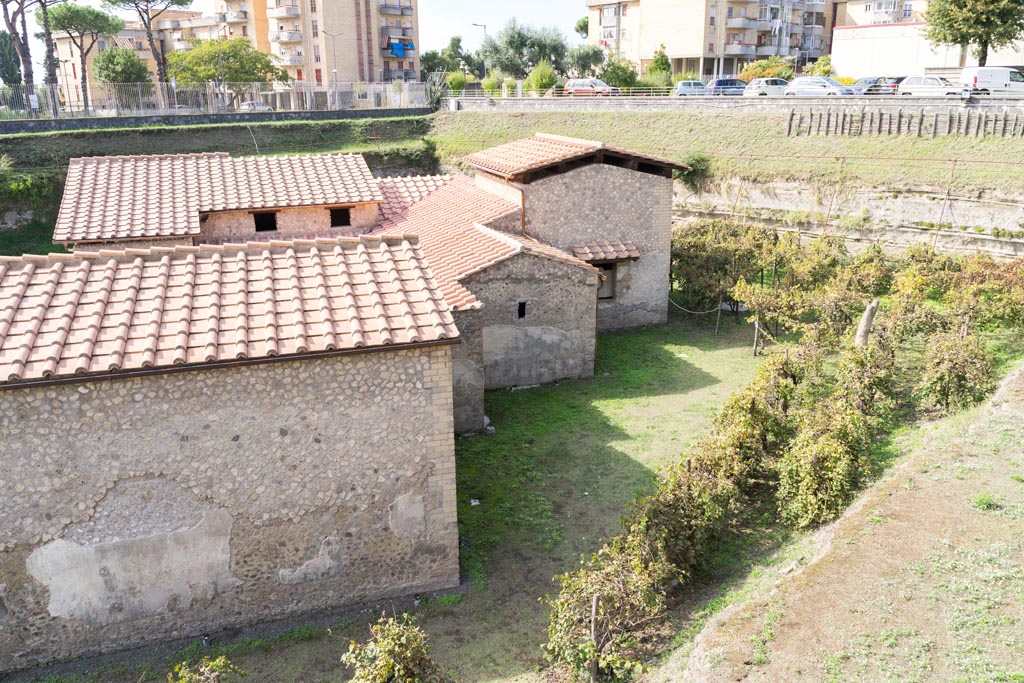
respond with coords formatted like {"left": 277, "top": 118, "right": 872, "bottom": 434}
{"left": 863, "top": 76, "right": 907, "bottom": 95}
{"left": 706, "top": 78, "right": 747, "bottom": 96}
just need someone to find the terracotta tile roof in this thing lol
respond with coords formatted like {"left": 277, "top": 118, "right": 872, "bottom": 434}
{"left": 0, "top": 235, "right": 457, "bottom": 387}
{"left": 463, "top": 133, "right": 689, "bottom": 179}
{"left": 377, "top": 175, "right": 452, "bottom": 222}
{"left": 571, "top": 240, "right": 642, "bottom": 262}
{"left": 55, "top": 152, "right": 384, "bottom": 244}
{"left": 375, "top": 176, "right": 596, "bottom": 310}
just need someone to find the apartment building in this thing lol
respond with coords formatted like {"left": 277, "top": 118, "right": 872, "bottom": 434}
{"left": 831, "top": 0, "right": 1024, "bottom": 77}
{"left": 586, "top": 0, "right": 834, "bottom": 78}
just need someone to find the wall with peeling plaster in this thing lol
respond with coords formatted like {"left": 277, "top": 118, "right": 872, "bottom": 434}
{"left": 0, "top": 346, "right": 458, "bottom": 673}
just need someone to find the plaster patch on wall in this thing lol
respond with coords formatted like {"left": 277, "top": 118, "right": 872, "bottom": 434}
{"left": 25, "top": 477, "right": 240, "bottom": 625}
{"left": 388, "top": 493, "right": 426, "bottom": 541}
{"left": 278, "top": 537, "right": 345, "bottom": 584}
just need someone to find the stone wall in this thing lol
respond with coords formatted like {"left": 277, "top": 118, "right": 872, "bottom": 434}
{"left": 450, "top": 252, "right": 598, "bottom": 432}
{"left": 0, "top": 346, "right": 458, "bottom": 672}
{"left": 201, "top": 203, "right": 378, "bottom": 241}
{"left": 519, "top": 163, "right": 672, "bottom": 330}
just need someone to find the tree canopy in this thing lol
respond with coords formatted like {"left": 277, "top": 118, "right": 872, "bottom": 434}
{"left": 166, "top": 37, "right": 289, "bottom": 85}
{"left": 574, "top": 16, "right": 589, "bottom": 39}
{"left": 46, "top": 4, "right": 124, "bottom": 110}
{"left": 93, "top": 45, "right": 150, "bottom": 83}
{"left": 480, "top": 20, "right": 569, "bottom": 78}
{"left": 564, "top": 44, "right": 605, "bottom": 78}
{"left": 102, "top": 0, "right": 193, "bottom": 83}
{"left": 0, "top": 30, "right": 19, "bottom": 85}
{"left": 925, "top": 0, "right": 1024, "bottom": 66}
{"left": 740, "top": 55, "right": 794, "bottom": 83}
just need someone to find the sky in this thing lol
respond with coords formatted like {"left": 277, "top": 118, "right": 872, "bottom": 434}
{"left": 24, "top": 0, "right": 585, "bottom": 74}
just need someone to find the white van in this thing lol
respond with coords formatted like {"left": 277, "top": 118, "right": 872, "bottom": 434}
{"left": 960, "top": 67, "right": 1024, "bottom": 96}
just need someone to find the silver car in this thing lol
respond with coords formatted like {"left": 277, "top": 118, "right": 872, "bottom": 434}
{"left": 897, "top": 76, "right": 962, "bottom": 96}
{"left": 783, "top": 76, "right": 855, "bottom": 96}
{"left": 744, "top": 78, "right": 788, "bottom": 96}
{"left": 674, "top": 80, "right": 707, "bottom": 96}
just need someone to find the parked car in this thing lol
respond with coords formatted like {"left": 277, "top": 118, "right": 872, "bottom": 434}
{"left": 849, "top": 76, "right": 887, "bottom": 94}
{"left": 563, "top": 78, "right": 621, "bottom": 96}
{"left": 862, "top": 76, "right": 907, "bottom": 95}
{"left": 897, "top": 75, "right": 962, "bottom": 96}
{"left": 239, "top": 100, "right": 274, "bottom": 112}
{"left": 706, "top": 78, "right": 747, "bottom": 96}
{"left": 960, "top": 67, "right": 1024, "bottom": 97}
{"left": 743, "top": 78, "right": 788, "bottom": 96}
{"left": 783, "top": 77, "right": 855, "bottom": 96}
{"left": 674, "top": 80, "right": 707, "bottom": 96}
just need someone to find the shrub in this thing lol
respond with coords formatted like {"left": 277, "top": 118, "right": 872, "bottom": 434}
{"left": 739, "top": 56, "right": 794, "bottom": 83}
{"left": 444, "top": 71, "right": 466, "bottom": 92}
{"left": 836, "top": 76, "right": 856, "bottom": 86}
{"left": 167, "top": 656, "right": 245, "bottom": 683}
{"left": 638, "top": 68, "right": 672, "bottom": 90}
{"left": 674, "top": 153, "right": 712, "bottom": 192}
{"left": 524, "top": 60, "right": 557, "bottom": 94}
{"left": 673, "top": 71, "right": 701, "bottom": 83}
{"left": 340, "top": 613, "right": 450, "bottom": 683}
{"left": 917, "top": 331, "right": 996, "bottom": 413}
{"left": 480, "top": 73, "right": 502, "bottom": 95}
{"left": 776, "top": 404, "right": 872, "bottom": 528}
{"left": 598, "top": 57, "right": 638, "bottom": 88}
{"left": 544, "top": 522, "right": 674, "bottom": 680}
{"left": 804, "top": 55, "right": 834, "bottom": 77}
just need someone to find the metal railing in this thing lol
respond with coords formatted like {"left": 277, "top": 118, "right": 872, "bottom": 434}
{"left": 451, "top": 86, "right": 680, "bottom": 98}
{"left": 0, "top": 81, "right": 428, "bottom": 120}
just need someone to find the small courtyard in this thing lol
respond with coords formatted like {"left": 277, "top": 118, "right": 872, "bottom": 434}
{"left": 32, "top": 314, "right": 761, "bottom": 683}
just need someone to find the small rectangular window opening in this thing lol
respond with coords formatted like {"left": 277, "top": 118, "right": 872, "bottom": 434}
{"left": 598, "top": 263, "right": 617, "bottom": 300}
{"left": 330, "top": 207, "right": 352, "bottom": 227}
{"left": 254, "top": 212, "right": 278, "bottom": 232}
{"left": 517, "top": 301, "right": 527, "bottom": 319}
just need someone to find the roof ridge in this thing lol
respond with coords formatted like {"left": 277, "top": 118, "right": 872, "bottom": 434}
{"left": 533, "top": 133, "right": 605, "bottom": 148}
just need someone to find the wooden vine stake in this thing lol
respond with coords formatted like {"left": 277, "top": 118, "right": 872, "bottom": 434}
{"left": 590, "top": 593, "right": 600, "bottom": 683}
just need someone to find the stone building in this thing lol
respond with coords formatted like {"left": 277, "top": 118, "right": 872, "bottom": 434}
{"left": 0, "top": 235, "right": 460, "bottom": 672}
{"left": 54, "top": 152, "right": 385, "bottom": 250}
{"left": 52, "top": 135, "right": 684, "bottom": 432}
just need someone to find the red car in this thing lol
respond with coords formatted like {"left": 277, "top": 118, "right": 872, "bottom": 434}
{"left": 563, "top": 78, "right": 621, "bottom": 96}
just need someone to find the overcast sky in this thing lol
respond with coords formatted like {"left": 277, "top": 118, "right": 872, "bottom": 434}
{"left": 25, "top": 0, "right": 584, "bottom": 74}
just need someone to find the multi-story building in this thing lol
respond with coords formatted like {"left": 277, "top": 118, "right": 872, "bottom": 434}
{"left": 831, "top": 0, "right": 1024, "bottom": 77}
{"left": 586, "top": 0, "right": 834, "bottom": 79}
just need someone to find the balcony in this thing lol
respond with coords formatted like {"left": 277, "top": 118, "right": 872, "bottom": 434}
{"left": 402, "top": 27, "right": 415, "bottom": 37}
{"left": 269, "top": 30, "right": 302, "bottom": 42}
{"left": 726, "top": 17, "right": 757, "bottom": 29}
{"left": 382, "top": 69, "right": 417, "bottom": 80}
{"left": 756, "top": 44, "right": 782, "bottom": 56}
{"left": 157, "top": 19, "right": 181, "bottom": 29}
{"left": 806, "top": 47, "right": 823, "bottom": 58}
{"left": 380, "top": 2, "right": 403, "bottom": 14}
{"left": 729, "top": 0, "right": 759, "bottom": 4}
{"left": 724, "top": 42, "right": 756, "bottom": 55}
{"left": 172, "top": 40, "right": 192, "bottom": 51}
{"left": 267, "top": 4, "right": 300, "bottom": 18}
{"left": 226, "top": 10, "right": 248, "bottom": 22}
{"left": 790, "top": 0, "right": 805, "bottom": 9}
{"left": 757, "top": 19, "right": 771, "bottom": 31}
{"left": 805, "top": 0, "right": 827, "bottom": 8}
{"left": 381, "top": 26, "right": 404, "bottom": 38}
{"left": 790, "top": 23, "right": 804, "bottom": 34}
{"left": 278, "top": 54, "right": 304, "bottom": 65}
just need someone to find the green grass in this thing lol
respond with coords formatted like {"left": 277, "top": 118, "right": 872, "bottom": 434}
{"left": 0, "top": 219, "right": 63, "bottom": 257}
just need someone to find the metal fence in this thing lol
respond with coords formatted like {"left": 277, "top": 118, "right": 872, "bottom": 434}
{"left": 450, "top": 86, "right": 677, "bottom": 98}
{"left": 0, "top": 80, "right": 427, "bottom": 120}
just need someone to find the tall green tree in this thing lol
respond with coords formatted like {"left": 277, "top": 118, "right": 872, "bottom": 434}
{"left": 45, "top": 3, "right": 123, "bottom": 111}
{"left": 167, "top": 37, "right": 287, "bottom": 107}
{"left": 650, "top": 43, "right": 671, "bottom": 74}
{"left": 93, "top": 45, "right": 149, "bottom": 83}
{"left": 926, "top": 0, "right": 1024, "bottom": 66}
{"left": 419, "top": 50, "right": 445, "bottom": 78}
{"left": 564, "top": 44, "right": 604, "bottom": 78}
{"left": 0, "top": 29, "right": 20, "bottom": 84}
{"left": 574, "top": 16, "right": 588, "bottom": 39}
{"left": 102, "top": 0, "right": 192, "bottom": 83}
{"left": 2, "top": 0, "right": 38, "bottom": 100}
{"left": 37, "top": 0, "right": 59, "bottom": 86}
{"left": 480, "top": 20, "right": 569, "bottom": 78}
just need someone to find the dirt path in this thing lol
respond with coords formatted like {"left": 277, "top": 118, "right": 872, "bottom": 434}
{"left": 682, "top": 369, "right": 1024, "bottom": 683}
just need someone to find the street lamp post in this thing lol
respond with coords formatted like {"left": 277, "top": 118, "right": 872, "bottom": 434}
{"left": 472, "top": 22, "right": 486, "bottom": 77}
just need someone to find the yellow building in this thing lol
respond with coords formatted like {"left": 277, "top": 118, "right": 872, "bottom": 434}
{"left": 586, "top": 0, "right": 835, "bottom": 79}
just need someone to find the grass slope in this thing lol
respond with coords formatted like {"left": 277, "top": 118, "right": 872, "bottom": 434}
{"left": 429, "top": 111, "right": 1024, "bottom": 194}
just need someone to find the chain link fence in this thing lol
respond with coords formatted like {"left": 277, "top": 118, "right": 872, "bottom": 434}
{"left": 0, "top": 81, "right": 427, "bottom": 120}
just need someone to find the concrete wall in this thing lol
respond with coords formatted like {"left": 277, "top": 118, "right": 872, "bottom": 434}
{"left": 0, "top": 108, "right": 432, "bottom": 135}
{"left": 519, "top": 163, "right": 672, "bottom": 330}
{"left": 200, "top": 203, "right": 378, "bottom": 241}
{"left": 450, "top": 252, "right": 599, "bottom": 432}
{"left": 72, "top": 237, "right": 195, "bottom": 251}
{"left": 0, "top": 346, "right": 458, "bottom": 673}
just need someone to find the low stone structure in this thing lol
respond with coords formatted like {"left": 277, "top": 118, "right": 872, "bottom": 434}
{"left": 0, "top": 236, "right": 460, "bottom": 672}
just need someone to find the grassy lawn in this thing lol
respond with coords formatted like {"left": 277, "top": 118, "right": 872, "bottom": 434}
{"left": 32, "top": 315, "right": 762, "bottom": 683}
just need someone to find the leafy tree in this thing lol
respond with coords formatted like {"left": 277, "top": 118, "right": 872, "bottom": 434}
{"left": 918, "top": 331, "right": 996, "bottom": 413}
{"left": 650, "top": 43, "right": 671, "bottom": 74}
{"left": 524, "top": 59, "right": 556, "bottom": 93}
{"left": 45, "top": 3, "right": 124, "bottom": 112}
{"left": 804, "top": 54, "right": 834, "bottom": 77}
{"left": 419, "top": 50, "right": 446, "bottom": 79}
{"left": 564, "top": 43, "right": 604, "bottom": 78}
{"left": 596, "top": 56, "right": 637, "bottom": 88}
{"left": 37, "top": 0, "right": 58, "bottom": 86}
{"left": 167, "top": 37, "right": 287, "bottom": 107}
{"left": 1, "top": 0, "right": 38, "bottom": 100}
{"left": 740, "top": 55, "right": 794, "bottom": 83}
{"left": 480, "top": 20, "right": 569, "bottom": 78}
{"left": 926, "top": 0, "right": 1024, "bottom": 67}
{"left": 93, "top": 45, "right": 149, "bottom": 83}
{"left": 0, "top": 30, "right": 20, "bottom": 84}
{"left": 102, "top": 0, "right": 192, "bottom": 84}
{"left": 444, "top": 70, "right": 465, "bottom": 91}
{"left": 341, "top": 613, "right": 451, "bottom": 683}
{"left": 574, "top": 15, "right": 589, "bottom": 39}
{"left": 440, "top": 35, "right": 480, "bottom": 77}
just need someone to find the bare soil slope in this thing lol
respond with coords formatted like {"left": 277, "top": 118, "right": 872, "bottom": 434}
{"left": 681, "top": 370, "right": 1024, "bottom": 683}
